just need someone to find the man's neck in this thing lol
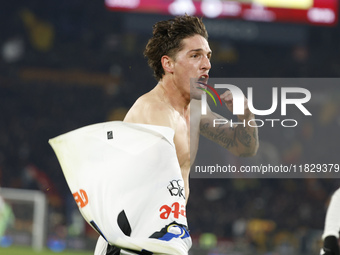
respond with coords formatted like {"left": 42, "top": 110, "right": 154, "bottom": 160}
{"left": 156, "top": 79, "right": 190, "bottom": 116}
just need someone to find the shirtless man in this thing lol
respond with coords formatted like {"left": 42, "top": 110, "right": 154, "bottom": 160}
{"left": 94, "top": 15, "right": 258, "bottom": 255}
{"left": 124, "top": 15, "right": 259, "bottom": 203}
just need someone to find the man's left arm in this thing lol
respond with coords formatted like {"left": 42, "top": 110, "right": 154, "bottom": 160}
{"left": 199, "top": 90, "right": 259, "bottom": 157}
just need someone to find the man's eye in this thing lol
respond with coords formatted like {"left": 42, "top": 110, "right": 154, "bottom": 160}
{"left": 192, "top": 54, "right": 198, "bottom": 58}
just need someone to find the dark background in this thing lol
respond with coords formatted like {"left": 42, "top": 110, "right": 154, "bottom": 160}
{"left": 1, "top": 1, "right": 340, "bottom": 254}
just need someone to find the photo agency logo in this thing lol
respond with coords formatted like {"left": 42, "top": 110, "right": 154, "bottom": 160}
{"left": 198, "top": 81, "right": 312, "bottom": 128}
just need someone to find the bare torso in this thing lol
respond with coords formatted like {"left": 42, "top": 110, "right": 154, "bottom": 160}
{"left": 123, "top": 34, "right": 259, "bottom": 204}
{"left": 124, "top": 85, "right": 201, "bottom": 203}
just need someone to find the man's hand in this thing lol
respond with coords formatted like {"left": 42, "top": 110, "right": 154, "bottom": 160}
{"left": 219, "top": 90, "right": 253, "bottom": 121}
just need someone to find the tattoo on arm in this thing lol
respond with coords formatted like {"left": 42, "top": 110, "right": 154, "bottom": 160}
{"left": 200, "top": 122, "right": 238, "bottom": 149}
{"left": 253, "top": 129, "right": 258, "bottom": 146}
{"left": 235, "top": 125, "right": 252, "bottom": 147}
{"left": 200, "top": 110, "right": 259, "bottom": 155}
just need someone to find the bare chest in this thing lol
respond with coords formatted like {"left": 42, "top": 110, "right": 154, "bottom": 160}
{"left": 173, "top": 118, "right": 190, "bottom": 169}
{"left": 173, "top": 107, "right": 201, "bottom": 170}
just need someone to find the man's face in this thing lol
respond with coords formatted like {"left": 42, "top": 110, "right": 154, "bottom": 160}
{"left": 171, "top": 34, "right": 212, "bottom": 100}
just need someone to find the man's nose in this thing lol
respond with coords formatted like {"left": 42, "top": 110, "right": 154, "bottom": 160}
{"left": 202, "top": 56, "right": 211, "bottom": 70}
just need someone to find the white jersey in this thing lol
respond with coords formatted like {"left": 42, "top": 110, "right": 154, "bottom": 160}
{"left": 49, "top": 121, "right": 191, "bottom": 255}
{"left": 322, "top": 187, "right": 340, "bottom": 239}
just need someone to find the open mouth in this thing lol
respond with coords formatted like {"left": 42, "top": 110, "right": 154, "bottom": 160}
{"left": 198, "top": 74, "right": 209, "bottom": 83}
{"left": 196, "top": 75, "right": 209, "bottom": 89}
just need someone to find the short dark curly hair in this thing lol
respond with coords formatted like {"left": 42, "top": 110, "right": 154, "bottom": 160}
{"left": 144, "top": 15, "right": 208, "bottom": 81}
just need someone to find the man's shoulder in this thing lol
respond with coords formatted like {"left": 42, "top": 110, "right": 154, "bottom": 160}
{"left": 124, "top": 92, "right": 176, "bottom": 128}
{"left": 134, "top": 92, "right": 172, "bottom": 112}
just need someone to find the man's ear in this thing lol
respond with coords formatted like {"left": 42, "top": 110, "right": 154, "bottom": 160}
{"left": 161, "top": 55, "right": 174, "bottom": 74}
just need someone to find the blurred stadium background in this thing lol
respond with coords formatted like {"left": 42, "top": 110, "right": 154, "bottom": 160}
{"left": 1, "top": 0, "right": 340, "bottom": 254}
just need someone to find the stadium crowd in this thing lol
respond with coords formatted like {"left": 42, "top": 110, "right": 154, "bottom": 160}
{"left": 1, "top": 1, "right": 340, "bottom": 254}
